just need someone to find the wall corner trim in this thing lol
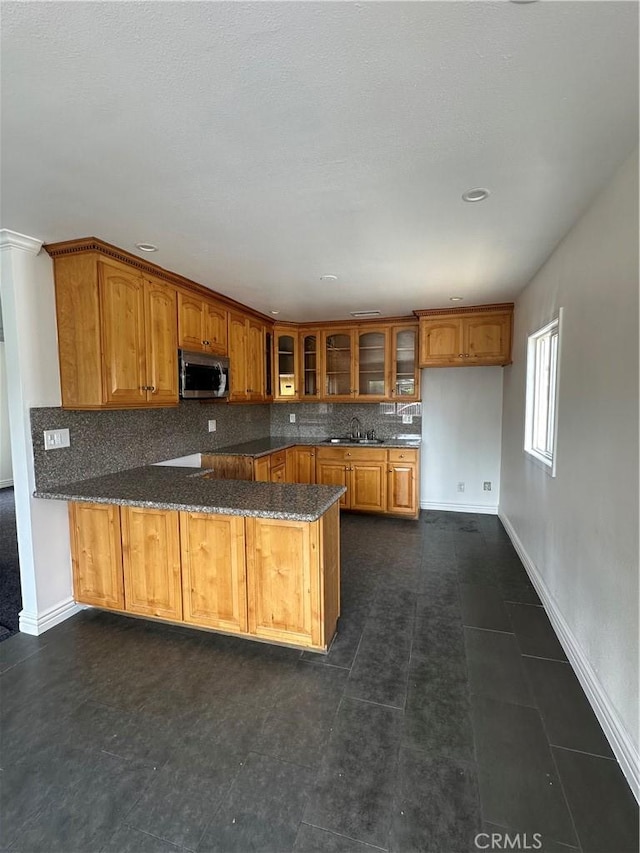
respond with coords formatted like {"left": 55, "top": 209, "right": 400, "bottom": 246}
{"left": 0, "top": 229, "right": 43, "bottom": 254}
{"left": 499, "top": 509, "right": 640, "bottom": 803}
{"left": 19, "top": 597, "right": 83, "bottom": 636}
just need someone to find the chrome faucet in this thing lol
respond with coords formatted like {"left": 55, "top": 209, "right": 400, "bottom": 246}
{"left": 349, "top": 416, "right": 363, "bottom": 440}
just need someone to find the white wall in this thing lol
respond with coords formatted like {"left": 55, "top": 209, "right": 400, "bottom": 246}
{"left": 0, "top": 343, "right": 13, "bottom": 487}
{"left": 421, "top": 366, "right": 503, "bottom": 513}
{"left": 500, "top": 150, "right": 639, "bottom": 796}
{"left": 0, "top": 231, "right": 78, "bottom": 634}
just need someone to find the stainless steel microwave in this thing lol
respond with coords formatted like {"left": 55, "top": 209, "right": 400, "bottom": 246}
{"left": 179, "top": 350, "right": 230, "bottom": 399}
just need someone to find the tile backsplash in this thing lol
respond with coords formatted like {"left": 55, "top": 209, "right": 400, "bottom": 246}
{"left": 31, "top": 401, "right": 421, "bottom": 489}
{"left": 270, "top": 402, "right": 422, "bottom": 440}
{"left": 31, "top": 402, "right": 270, "bottom": 489}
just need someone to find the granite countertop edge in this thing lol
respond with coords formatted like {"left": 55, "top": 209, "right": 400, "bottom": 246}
{"left": 203, "top": 436, "right": 422, "bottom": 457}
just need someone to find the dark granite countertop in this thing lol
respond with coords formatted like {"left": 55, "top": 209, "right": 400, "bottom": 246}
{"left": 35, "top": 465, "right": 345, "bottom": 522}
{"left": 202, "top": 436, "right": 421, "bottom": 457}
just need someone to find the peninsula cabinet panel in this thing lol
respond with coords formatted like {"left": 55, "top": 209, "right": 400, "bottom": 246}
{"left": 180, "top": 513, "right": 247, "bottom": 634}
{"left": 121, "top": 506, "right": 182, "bottom": 620}
{"left": 69, "top": 502, "right": 124, "bottom": 610}
{"left": 246, "top": 517, "right": 320, "bottom": 648}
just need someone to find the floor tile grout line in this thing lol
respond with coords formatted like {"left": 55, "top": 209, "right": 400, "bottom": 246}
{"left": 550, "top": 743, "right": 617, "bottom": 762}
{"left": 301, "top": 820, "right": 389, "bottom": 851}
{"left": 520, "top": 651, "right": 570, "bottom": 663}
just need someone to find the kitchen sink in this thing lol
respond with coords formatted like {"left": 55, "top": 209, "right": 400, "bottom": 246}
{"left": 324, "top": 437, "right": 385, "bottom": 445}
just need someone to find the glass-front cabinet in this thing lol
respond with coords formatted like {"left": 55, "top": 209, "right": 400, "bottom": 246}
{"left": 357, "top": 328, "right": 389, "bottom": 400}
{"left": 391, "top": 324, "right": 419, "bottom": 401}
{"left": 323, "top": 330, "right": 354, "bottom": 399}
{"left": 274, "top": 328, "right": 297, "bottom": 400}
{"left": 300, "top": 331, "right": 320, "bottom": 400}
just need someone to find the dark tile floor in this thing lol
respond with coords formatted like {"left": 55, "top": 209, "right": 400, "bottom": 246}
{"left": 0, "top": 511, "right": 637, "bottom": 852}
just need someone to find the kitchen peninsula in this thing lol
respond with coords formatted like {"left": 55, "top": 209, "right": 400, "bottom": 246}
{"left": 36, "top": 466, "right": 344, "bottom": 652}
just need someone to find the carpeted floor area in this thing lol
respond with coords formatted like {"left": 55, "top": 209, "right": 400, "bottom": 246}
{"left": 0, "top": 487, "right": 21, "bottom": 641}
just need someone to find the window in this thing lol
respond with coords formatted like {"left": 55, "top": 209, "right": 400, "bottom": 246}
{"left": 524, "top": 311, "right": 562, "bottom": 475}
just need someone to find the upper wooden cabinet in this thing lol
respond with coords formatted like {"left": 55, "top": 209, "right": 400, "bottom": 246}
{"left": 417, "top": 305, "right": 513, "bottom": 368}
{"left": 357, "top": 327, "right": 389, "bottom": 401}
{"left": 391, "top": 324, "right": 419, "bottom": 400}
{"left": 299, "top": 330, "right": 321, "bottom": 400}
{"left": 323, "top": 329, "right": 355, "bottom": 400}
{"left": 53, "top": 251, "right": 178, "bottom": 409}
{"left": 177, "top": 291, "right": 227, "bottom": 355}
{"left": 229, "top": 311, "right": 268, "bottom": 402}
{"left": 274, "top": 326, "right": 299, "bottom": 401}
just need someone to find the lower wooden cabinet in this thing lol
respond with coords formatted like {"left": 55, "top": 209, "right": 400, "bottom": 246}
{"left": 180, "top": 512, "right": 247, "bottom": 633}
{"left": 245, "top": 503, "right": 339, "bottom": 649}
{"left": 68, "top": 500, "right": 340, "bottom": 651}
{"left": 387, "top": 450, "right": 418, "bottom": 517}
{"left": 315, "top": 446, "right": 418, "bottom": 517}
{"left": 121, "top": 506, "right": 182, "bottom": 620}
{"left": 286, "top": 446, "right": 316, "bottom": 484}
{"left": 69, "top": 502, "right": 125, "bottom": 609}
{"left": 254, "top": 456, "right": 271, "bottom": 482}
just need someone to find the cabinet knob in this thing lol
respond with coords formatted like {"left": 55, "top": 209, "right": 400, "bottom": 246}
{"left": 203, "top": 340, "right": 210, "bottom": 346}
{"left": 346, "top": 452, "right": 351, "bottom": 456}
{"left": 458, "top": 354, "right": 464, "bottom": 359}
{"left": 149, "top": 386, "right": 156, "bottom": 393}
{"left": 399, "top": 454, "right": 405, "bottom": 458}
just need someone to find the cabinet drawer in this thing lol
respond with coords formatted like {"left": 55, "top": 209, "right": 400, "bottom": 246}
{"left": 270, "top": 450, "right": 287, "bottom": 469}
{"left": 316, "top": 446, "right": 387, "bottom": 462}
{"left": 388, "top": 448, "right": 418, "bottom": 463}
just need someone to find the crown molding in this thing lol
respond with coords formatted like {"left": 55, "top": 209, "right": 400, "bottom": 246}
{"left": 413, "top": 302, "right": 514, "bottom": 317}
{"left": 0, "top": 229, "right": 44, "bottom": 255}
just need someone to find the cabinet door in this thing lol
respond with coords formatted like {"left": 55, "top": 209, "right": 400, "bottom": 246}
{"left": 293, "top": 447, "right": 316, "bottom": 484}
{"left": 323, "top": 330, "right": 354, "bottom": 399}
{"left": 271, "top": 463, "right": 286, "bottom": 483}
{"left": 177, "top": 292, "right": 205, "bottom": 352}
{"left": 246, "top": 517, "right": 321, "bottom": 647}
{"left": 392, "top": 325, "right": 419, "bottom": 400}
{"left": 274, "top": 330, "right": 298, "bottom": 400}
{"left": 99, "top": 261, "right": 147, "bottom": 404}
{"left": 254, "top": 456, "right": 271, "bottom": 482}
{"left": 350, "top": 461, "right": 387, "bottom": 512}
{"left": 356, "top": 328, "right": 389, "bottom": 400}
{"left": 247, "top": 319, "right": 265, "bottom": 400}
{"left": 204, "top": 300, "right": 228, "bottom": 355}
{"left": 419, "top": 318, "right": 463, "bottom": 367}
{"left": 463, "top": 313, "right": 512, "bottom": 365}
{"left": 300, "top": 331, "right": 320, "bottom": 400}
{"left": 121, "top": 507, "right": 182, "bottom": 620}
{"left": 228, "top": 312, "right": 248, "bottom": 401}
{"left": 144, "top": 277, "right": 179, "bottom": 405}
{"left": 180, "top": 512, "right": 247, "bottom": 633}
{"left": 315, "top": 460, "right": 349, "bottom": 507}
{"left": 387, "top": 463, "right": 418, "bottom": 517}
{"left": 69, "top": 502, "right": 124, "bottom": 609}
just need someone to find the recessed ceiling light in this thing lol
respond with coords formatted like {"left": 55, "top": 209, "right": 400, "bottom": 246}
{"left": 270, "top": 310, "right": 280, "bottom": 315}
{"left": 135, "top": 242, "right": 158, "bottom": 252}
{"left": 462, "top": 188, "right": 490, "bottom": 203}
{"left": 320, "top": 274, "right": 338, "bottom": 282}
{"left": 449, "top": 297, "right": 463, "bottom": 302}
{"left": 350, "top": 310, "right": 382, "bottom": 319}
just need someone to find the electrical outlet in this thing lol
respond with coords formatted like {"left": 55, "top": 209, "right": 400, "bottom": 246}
{"left": 457, "top": 481, "right": 465, "bottom": 493}
{"left": 483, "top": 481, "right": 492, "bottom": 491}
{"left": 208, "top": 419, "right": 217, "bottom": 433}
{"left": 289, "top": 413, "right": 296, "bottom": 423}
{"left": 402, "top": 414, "right": 413, "bottom": 424}
{"left": 44, "top": 428, "right": 70, "bottom": 450}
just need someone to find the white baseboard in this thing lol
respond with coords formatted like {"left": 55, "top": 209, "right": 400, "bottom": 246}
{"left": 499, "top": 510, "right": 640, "bottom": 803}
{"left": 0, "top": 478, "right": 14, "bottom": 488}
{"left": 19, "top": 596, "right": 83, "bottom": 636}
{"left": 421, "top": 500, "right": 498, "bottom": 515}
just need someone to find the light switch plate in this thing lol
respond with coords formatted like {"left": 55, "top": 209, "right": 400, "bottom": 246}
{"left": 289, "top": 413, "right": 296, "bottom": 423}
{"left": 402, "top": 414, "right": 413, "bottom": 424}
{"left": 44, "top": 428, "right": 70, "bottom": 450}
{"left": 208, "top": 419, "right": 217, "bottom": 432}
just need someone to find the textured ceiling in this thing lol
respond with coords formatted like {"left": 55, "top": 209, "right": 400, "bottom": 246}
{"left": 1, "top": 1, "right": 638, "bottom": 321}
